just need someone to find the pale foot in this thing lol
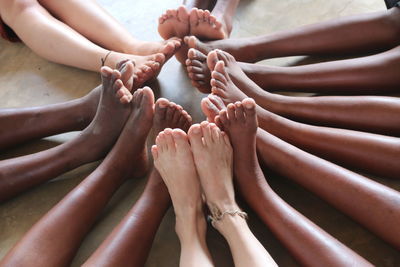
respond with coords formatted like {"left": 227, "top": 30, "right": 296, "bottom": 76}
{"left": 158, "top": 6, "right": 190, "bottom": 40}
{"left": 189, "top": 8, "right": 227, "bottom": 40}
{"left": 126, "top": 37, "right": 181, "bottom": 57}
{"left": 188, "top": 121, "right": 237, "bottom": 212}
{"left": 152, "top": 128, "right": 205, "bottom": 238}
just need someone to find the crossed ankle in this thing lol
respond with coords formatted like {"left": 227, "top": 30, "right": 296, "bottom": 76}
{"left": 175, "top": 211, "right": 207, "bottom": 240}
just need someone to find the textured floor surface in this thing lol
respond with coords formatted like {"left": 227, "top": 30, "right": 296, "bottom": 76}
{"left": 1, "top": 0, "right": 399, "bottom": 266}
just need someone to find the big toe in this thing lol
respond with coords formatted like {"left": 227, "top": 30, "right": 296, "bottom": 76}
{"left": 188, "top": 124, "right": 204, "bottom": 150}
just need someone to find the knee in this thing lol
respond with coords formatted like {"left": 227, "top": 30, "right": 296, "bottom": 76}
{"left": 0, "top": 0, "right": 39, "bottom": 24}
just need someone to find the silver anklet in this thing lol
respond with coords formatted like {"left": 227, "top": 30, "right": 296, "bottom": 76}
{"left": 208, "top": 206, "right": 248, "bottom": 228}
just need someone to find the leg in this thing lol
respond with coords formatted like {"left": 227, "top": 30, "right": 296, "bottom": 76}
{"left": 0, "top": 0, "right": 172, "bottom": 72}
{"left": 83, "top": 99, "right": 192, "bottom": 267}
{"left": 188, "top": 47, "right": 400, "bottom": 95}
{"left": 37, "top": 0, "right": 180, "bottom": 56}
{"left": 254, "top": 132, "right": 400, "bottom": 249}
{"left": 0, "top": 67, "right": 133, "bottom": 201}
{"left": 186, "top": 8, "right": 400, "bottom": 62}
{"left": 188, "top": 122, "right": 277, "bottom": 267}
{"left": 215, "top": 98, "right": 372, "bottom": 266}
{"left": 194, "top": 50, "right": 400, "bottom": 136}
{"left": 0, "top": 87, "right": 154, "bottom": 267}
{"left": 209, "top": 60, "right": 400, "bottom": 179}
{"left": 152, "top": 129, "right": 213, "bottom": 267}
{"left": 202, "top": 97, "right": 400, "bottom": 249}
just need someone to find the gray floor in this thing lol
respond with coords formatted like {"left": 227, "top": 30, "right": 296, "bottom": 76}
{"left": 1, "top": 0, "right": 399, "bottom": 266}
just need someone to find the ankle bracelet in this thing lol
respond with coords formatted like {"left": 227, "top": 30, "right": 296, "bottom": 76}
{"left": 208, "top": 206, "right": 248, "bottom": 228}
{"left": 101, "top": 50, "right": 113, "bottom": 67}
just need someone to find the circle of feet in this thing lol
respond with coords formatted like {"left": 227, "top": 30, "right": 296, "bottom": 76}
{"left": 1, "top": 2, "right": 399, "bottom": 267}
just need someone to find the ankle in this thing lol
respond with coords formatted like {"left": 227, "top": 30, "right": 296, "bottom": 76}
{"left": 212, "top": 210, "right": 249, "bottom": 237}
{"left": 175, "top": 209, "right": 207, "bottom": 241}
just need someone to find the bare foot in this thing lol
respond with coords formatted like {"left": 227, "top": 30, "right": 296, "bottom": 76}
{"left": 158, "top": 6, "right": 190, "bottom": 40}
{"left": 185, "top": 35, "right": 255, "bottom": 62}
{"left": 154, "top": 98, "right": 192, "bottom": 134}
{"left": 115, "top": 86, "right": 156, "bottom": 178}
{"left": 210, "top": 59, "right": 248, "bottom": 105}
{"left": 188, "top": 122, "right": 237, "bottom": 212}
{"left": 127, "top": 37, "right": 181, "bottom": 57}
{"left": 189, "top": 8, "right": 226, "bottom": 40}
{"left": 200, "top": 94, "right": 226, "bottom": 122}
{"left": 80, "top": 67, "right": 133, "bottom": 162}
{"left": 152, "top": 129, "right": 205, "bottom": 238}
{"left": 106, "top": 52, "right": 168, "bottom": 86}
{"left": 185, "top": 48, "right": 219, "bottom": 93}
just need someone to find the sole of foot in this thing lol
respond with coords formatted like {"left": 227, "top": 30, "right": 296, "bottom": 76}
{"left": 185, "top": 48, "right": 219, "bottom": 93}
{"left": 158, "top": 6, "right": 190, "bottom": 40}
{"left": 189, "top": 8, "right": 227, "bottom": 40}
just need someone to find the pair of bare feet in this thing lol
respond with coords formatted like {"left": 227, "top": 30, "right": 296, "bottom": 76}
{"left": 158, "top": 5, "right": 229, "bottom": 42}
{"left": 186, "top": 45, "right": 251, "bottom": 107}
{"left": 152, "top": 98, "right": 257, "bottom": 240}
{"left": 104, "top": 36, "right": 182, "bottom": 86}
{"left": 92, "top": 59, "right": 193, "bottom": 176}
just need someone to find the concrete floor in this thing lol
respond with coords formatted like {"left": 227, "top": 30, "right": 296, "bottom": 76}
{"left": 1, "top": 0, "right": 400, "bottom": 266}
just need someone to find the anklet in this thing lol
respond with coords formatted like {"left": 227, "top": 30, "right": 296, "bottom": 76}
{"left": 208, "top": 206, "right": 248, "bottom": 227}
{"left": 101, "top": 50, "right": 113, "bottom": 67}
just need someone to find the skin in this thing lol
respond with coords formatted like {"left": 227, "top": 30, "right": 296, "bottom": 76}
{"left": 83, "top": 98, "right": 192, "bottom": 267}
{"left": 153, "top": 128, "right": 214, "bottom": 267}
{"left": 157, "top": 0, "right": 239, "bottom": 64}
{"left": 189, "top": 50, "right": 400, "bottom": 136}
{"left": 200, "top": 93, "right": 400, "bottom": 249}
{"left": 0, "top": 86, "right": 155, "bottom": 267}
{"left": 0, "top": 0, "right": 181, "bottom": 71}
{"left": 0, "top": 60, "right": 137, "bottom": 150}
{"left": 0, "top": 66, "right": 140, "bottom": 202}
{"left": 187, "top": 122, "right": 277, "bottom": 267}
{"left": 209, "top": 97, "right": 372, "bottom": 267}
{"left": 184, "top": 7, "right": 400, "bottom": 94}
{"left": 207, "top": 56, "right": 400, "bottom": 179}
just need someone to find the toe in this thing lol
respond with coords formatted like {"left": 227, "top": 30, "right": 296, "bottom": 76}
{"left": 211, "top": 69, "right": 227, "bottom": 85}
{"left": 155, "top": 98, "right": 170, "bottom": 120}
{"left": 207, "top": 50, "right": 219, "bottom": 71}
{"left": 208, "top": 94, "right": 226, "bottom": 110}
{"left": 165, "top": 102, "right": 175, "bottom": 121}
{"left": 172, "top": 129, "right": 190, "bottom": 153}
{"left": 163, "top": 128, "right": 175, "bottom": 151}
{"left": 219, "top": 109, "right": 229, "bottom": 128}
{"left": 200, "top": 121, "right": 213, "bottom": 145}
{"left": 189, "top": 8, "right": 199, "bottom": 26}
{"left": 188, "top": 123, "right": 204, "bottom": 149}
{"left": 209, "top": 123, "right": 220, "bottom": 142}
{"left": 151, "top": 145, "right": 159, "bottom": 160}
{"left": 227, "top": 103, "right": 236, "bottom": 121}
{"left": 234, "top": 101, "right": 245, "bottom": 122}
{"left": 156, "top": 132, "right": 166, "bottom": 152}
{"left": 177, "top": 5, "right": 189, "bottom": 22}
